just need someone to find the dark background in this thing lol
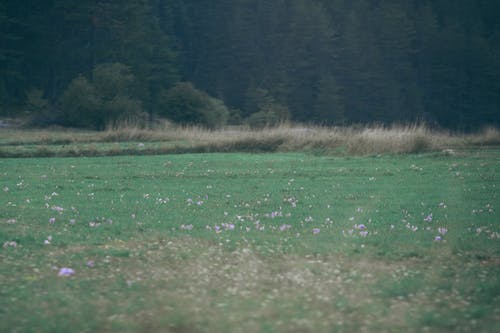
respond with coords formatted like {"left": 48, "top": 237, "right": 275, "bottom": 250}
{"left": 1, "top": 0, "right": 499, "bottom": 130}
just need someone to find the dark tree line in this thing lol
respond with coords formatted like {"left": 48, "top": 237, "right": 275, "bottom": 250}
{"left": 1, "top": 0, "right": 499, "bottom": 130}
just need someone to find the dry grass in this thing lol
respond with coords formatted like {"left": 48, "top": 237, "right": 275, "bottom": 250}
{"left": 0, "top": 123, "right": 498, "bottom": 157}
{"left": 467, "top": 126, "right": 500, "bottom": 146}
{"left": 344, "top": 125, "right": 445, "bottom": 155}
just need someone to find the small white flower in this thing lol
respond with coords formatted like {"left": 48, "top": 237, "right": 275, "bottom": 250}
{"left": 438, "top": 227, "right": 448, "bottom": 235}
{"left": 3, "top": 241, "right": 17, "bottom": 248}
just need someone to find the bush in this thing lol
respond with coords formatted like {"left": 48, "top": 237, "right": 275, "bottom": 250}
{"left": 204, "top": 96, "right": 230, "bottom": 128}
{"left": 58, "top": 63, "right": 142, "bottom": 129}
{"left": 92, "top": 63, "right": 135, "bottom": 102}
{"left": 24, "top": 88, "right": 56, "bottom": 126}
{"left": 58, "top": 76, "right": 102, "bottom": 128}
{"left": 159, "top": 82, "right": 229, "bottom": 128}
{"left": 103, "top": 95, "right": 143, "bottom": 122}
{"left": 244, "top": 87, "right": 290, "bottom": 128}
{"left": 246, "top": 103, "right": 290, "bottom": 129}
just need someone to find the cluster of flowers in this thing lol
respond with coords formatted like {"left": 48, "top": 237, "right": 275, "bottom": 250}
{"left": 343, "top": 224, "right": 369, "bottom": 237}
{"left": 186, "top": 197, "right": 206, "bottom": 206}
{"left": 434, "top": 227, "right": 448, "bottom": 241}
{"left": 3, "top": 241, "right": 18, "bottom": 248}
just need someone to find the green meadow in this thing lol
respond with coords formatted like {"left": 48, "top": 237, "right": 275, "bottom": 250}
{"left": 1, "top": 150, "right": 499, "bottom": 332}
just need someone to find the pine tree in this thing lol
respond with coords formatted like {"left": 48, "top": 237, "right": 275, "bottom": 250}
{"left": 0, "top": 1, "right": 29, "bottom": 107}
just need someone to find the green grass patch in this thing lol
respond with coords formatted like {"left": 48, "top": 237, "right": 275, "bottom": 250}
{"left": 1, "top": 150, "right": 499, "bottom": 332}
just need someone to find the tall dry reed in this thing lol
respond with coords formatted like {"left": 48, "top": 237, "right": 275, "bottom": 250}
{"left": 1, "top": 122, "right": 498, "bottom": 157}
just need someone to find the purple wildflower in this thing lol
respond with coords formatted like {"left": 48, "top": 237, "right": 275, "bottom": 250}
{"left": 312, "top": 228, "right": 321, "bottom": 234}
{"left": 49, "top": 217, "right": 55, "bottom": 224}
{"left": 279, "top": 224, "right": 291, "bottom": 231}
{"left": 58, "top": 267, "right": 75, "bottom": 277}
{"left": 268, "top": 211, "right": 283, "bottom": 218}
{"left": 87, "top": 260, "right": 95, "bottom": 268}
{"left": 356, "top": 224, "right": 366, "bottom": 230}
{"left": 438, "top": 227, "right": 448, "bottom": 235}
{"left": 221, "top": 223, "right": 235, "bottom": 231}
{"left": 3, "top": 241, "right": 17, "bottom": 248}
{"left": 359, "top": 231, "right": 369, "bottom": 237}
{"left": 434, "top": 235, "right": 442, "bottom": 241}
{"left": 51, "top": 205, "right": 64, "bottom": 212}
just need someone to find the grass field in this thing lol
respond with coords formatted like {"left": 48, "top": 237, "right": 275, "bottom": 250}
{"left": 1, "top": 149, "right": 499, "bottom": 332}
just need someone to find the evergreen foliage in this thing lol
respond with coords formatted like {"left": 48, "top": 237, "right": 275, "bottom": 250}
{"left": 0, "top": 0, "right": 499, "bottom": 130}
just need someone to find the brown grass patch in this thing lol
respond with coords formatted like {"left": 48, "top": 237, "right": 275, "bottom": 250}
{"left": 1, "top": 123, "right": 498, "bottom": 157}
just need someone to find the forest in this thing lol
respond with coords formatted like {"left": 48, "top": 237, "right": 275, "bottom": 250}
{"left": 1, "top": 0, "right": 499, "bottom": 130}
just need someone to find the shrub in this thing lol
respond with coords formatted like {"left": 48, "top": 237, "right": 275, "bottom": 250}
{"left": 246, "top": 103, "right": 289, "bottom": 129}
{"left": 204, "top": 96, "right": 230, "bottom": 128}
{"left": 24, "top": 88, "right": 55, "bottom": 127}
{"left": 246, "top": 110, "right": 278, "bottom": 128}
{"left": 103, "top": 95, "right": 143, "bottom": 123}
{"left": 58, "top": 76, "right": 102, "bottom": 128}
{"left": 244, "top": 87, "right": 290, "bottom": 128}
{"left": 58, "top": 63, "right": 142, "bottom": 129}
{"left": 92, "top": 63, "right": 135, "bottom": 101}
{"left": 159, "top": 82, "right": 229, "bottom": 128}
